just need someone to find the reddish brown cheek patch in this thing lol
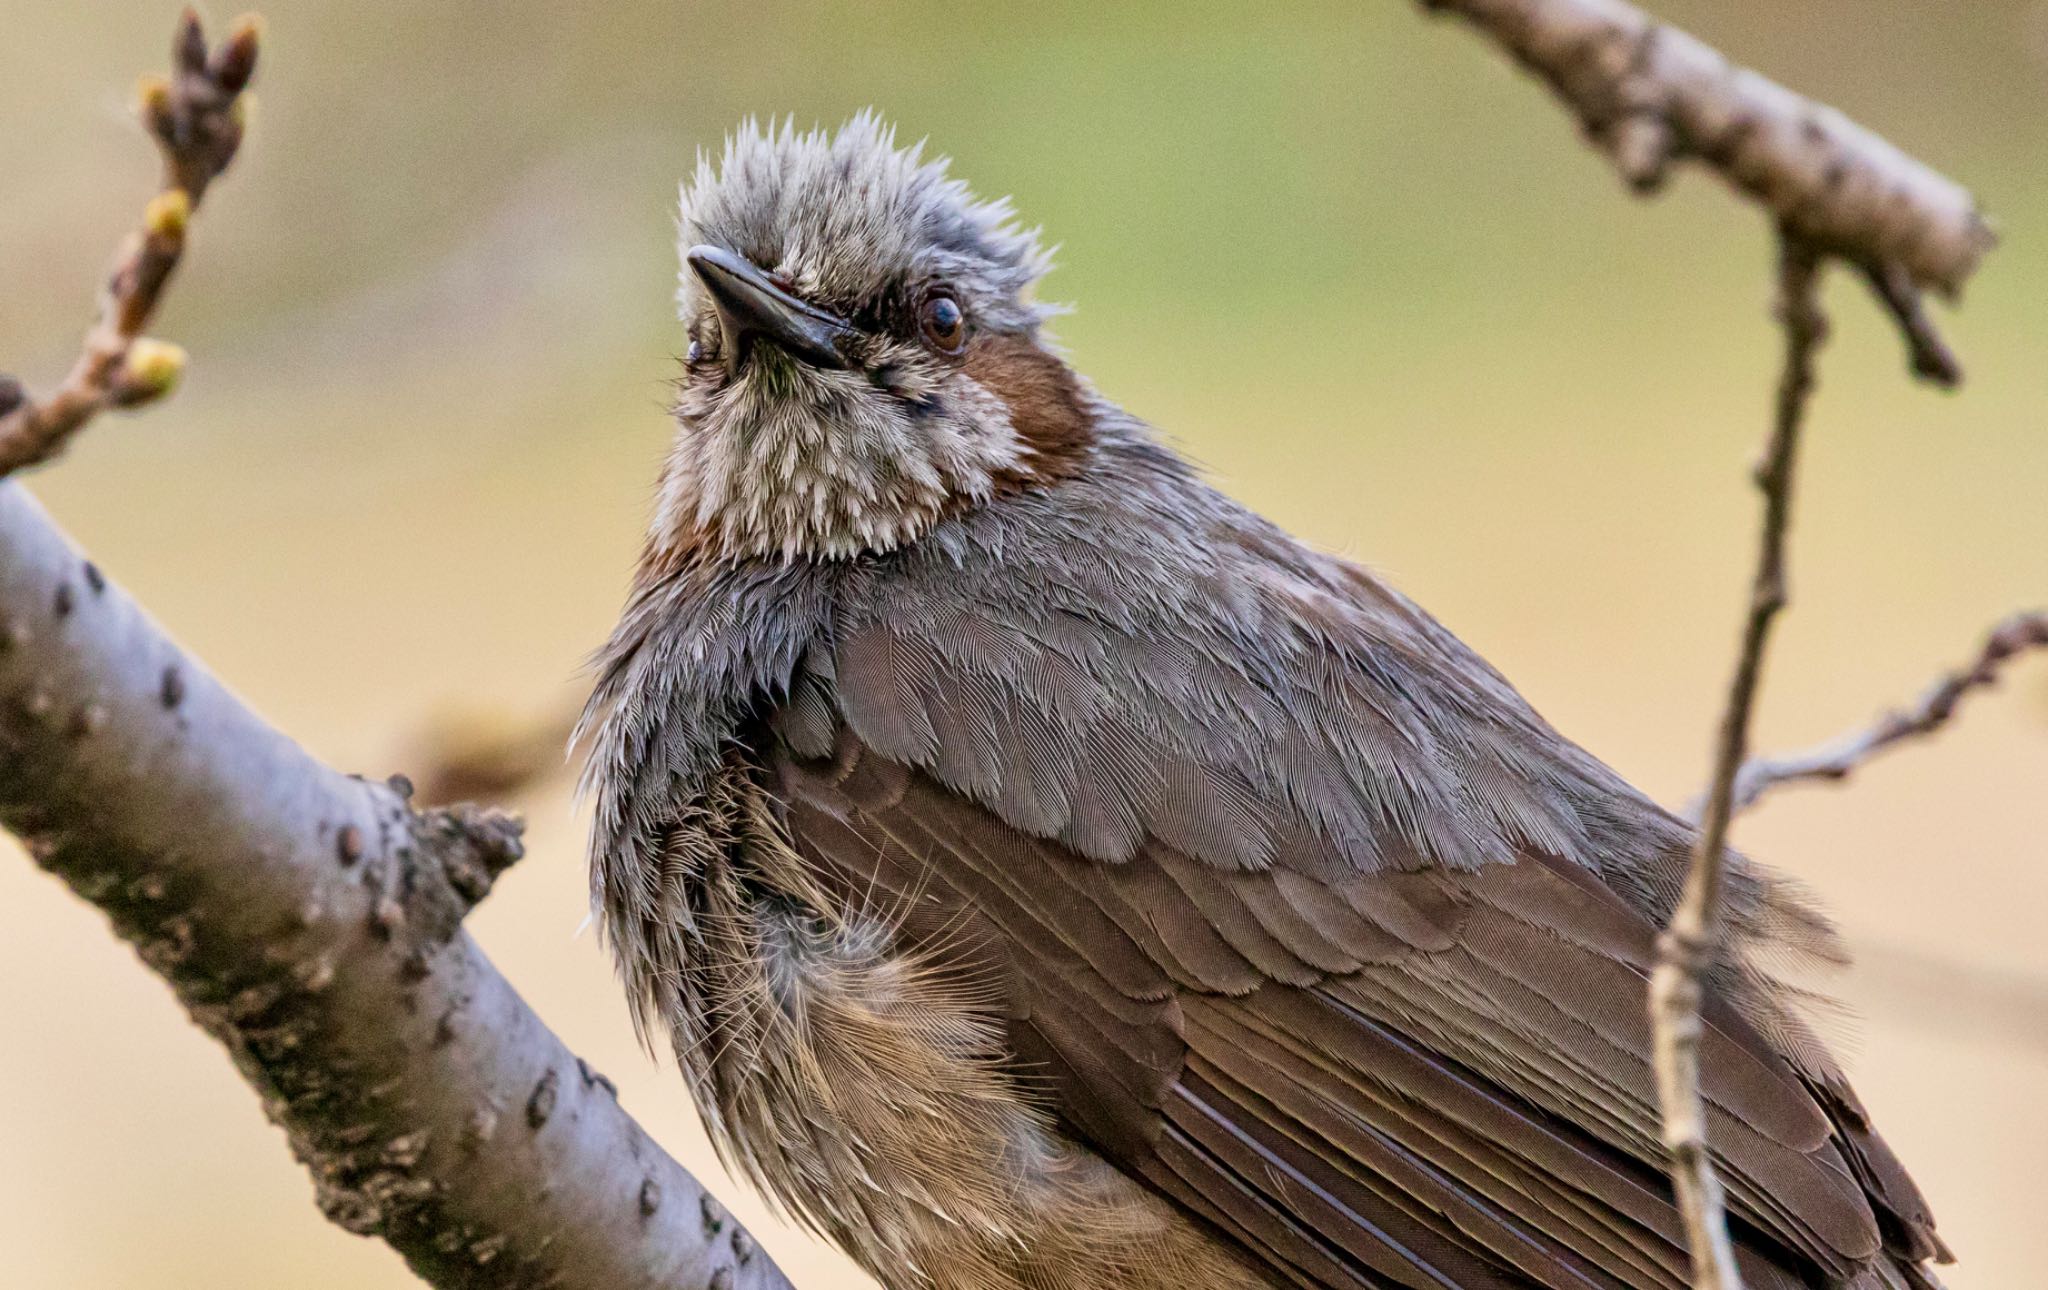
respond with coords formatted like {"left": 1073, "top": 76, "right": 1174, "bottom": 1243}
{"left": 961, "top": 334, "right": 1095, "bottom": 483}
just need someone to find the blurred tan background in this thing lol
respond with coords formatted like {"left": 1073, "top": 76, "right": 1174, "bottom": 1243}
{"left": 2, "top": 2, "right": 2044, "bottom": 1287}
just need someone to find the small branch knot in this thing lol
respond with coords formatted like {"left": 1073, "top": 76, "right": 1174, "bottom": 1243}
{"left": 1654, "top": 925, "right": 1712, "bottom": 976}
{"left": 428, "top": 804, "right": 527, "bottom": 911}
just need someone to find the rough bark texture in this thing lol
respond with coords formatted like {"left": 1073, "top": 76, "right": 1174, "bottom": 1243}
{"left": 0, "top": 481, "right": 790, "bottom": 1290}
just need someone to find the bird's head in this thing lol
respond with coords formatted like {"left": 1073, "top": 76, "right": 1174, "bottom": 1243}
{"left": 652, "top": 114, "right": 1091, "bottom": 564}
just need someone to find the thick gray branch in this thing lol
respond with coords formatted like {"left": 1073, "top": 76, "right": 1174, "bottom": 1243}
{"left": 0, "top": 481, "right": 789, "bottom": 1290}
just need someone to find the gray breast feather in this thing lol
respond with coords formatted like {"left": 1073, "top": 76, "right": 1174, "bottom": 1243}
{"left": 582, "top": 557, "right": 839, "bottom": 924}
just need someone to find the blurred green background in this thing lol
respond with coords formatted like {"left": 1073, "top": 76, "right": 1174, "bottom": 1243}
{"left": 3, "top": 2, "right": 2044, "bottom": 1287}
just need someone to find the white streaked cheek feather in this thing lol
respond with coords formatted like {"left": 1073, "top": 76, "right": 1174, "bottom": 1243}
{"left": 655, "top": 361, "right": 1029, "bottom": 561}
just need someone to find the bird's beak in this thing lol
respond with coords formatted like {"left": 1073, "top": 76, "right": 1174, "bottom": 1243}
{"left": 686, "top": 244, "right": 853, "bottom": 374}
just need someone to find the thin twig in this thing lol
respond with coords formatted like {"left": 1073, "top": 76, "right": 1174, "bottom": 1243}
{"left": 1649, "top": 233, "right": 1827, "bottom": 1290}
{"left": 1416, "top": 0, "right": 1993, "bottom": 382}
{"left": 0, "top": 8, "right": 258, "bottom": 479}
{"left": 1722, "top": 610, "right": 2048, "bottom": 816}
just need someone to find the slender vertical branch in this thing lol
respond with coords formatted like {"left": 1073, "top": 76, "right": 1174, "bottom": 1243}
{"left": 1648, "top": 233, "right": 1826, "bottom": 1290}
{"left": 1412, "top": 6, "right": 1997, "bottom": 1287}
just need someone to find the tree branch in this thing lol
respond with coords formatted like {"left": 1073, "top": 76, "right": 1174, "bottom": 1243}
{"left": 0, "top": 14, "right": 791, "bottom": 1290}
{"left": 1645, "top": 234, "right": 1826, "bottom": 1290}
{"left": 0, "top": 479, "right": 791, "bottom": 1290}
{"left": 1416, "top": 0, "right": 1993, "bottom": 383}
{"left": 1724, "top": 610, "right": 2048, "bottom": 816}
{"left": 0, "top": 9, "right": 260, "bottom": 478}
{"left": 9, "top": 11, "right": 2016, "bottom": 1290}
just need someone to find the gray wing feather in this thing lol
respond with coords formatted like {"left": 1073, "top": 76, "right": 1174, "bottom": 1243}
{"left": 827, "top": 424, "right": 1671, "bottom": 884}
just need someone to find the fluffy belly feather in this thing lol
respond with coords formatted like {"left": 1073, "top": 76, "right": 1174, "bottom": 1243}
{"left": 623, "top": 762, "right": 1260, "bottom": 1290}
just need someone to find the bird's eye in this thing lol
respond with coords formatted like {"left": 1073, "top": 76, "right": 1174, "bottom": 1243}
{"left": 918, "top": 292, "right": 966, "bottom": 354}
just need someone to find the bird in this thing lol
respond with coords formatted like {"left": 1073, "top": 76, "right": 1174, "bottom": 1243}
{"left": 579, "top": 115, "right": 1949, "bottom": 1290}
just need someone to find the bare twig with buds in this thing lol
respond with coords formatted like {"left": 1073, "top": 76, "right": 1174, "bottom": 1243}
{"left": 0, "top": 8, "right": 260, "bottom": 479}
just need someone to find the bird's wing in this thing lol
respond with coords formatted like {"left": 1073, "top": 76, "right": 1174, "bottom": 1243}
{"left": 760, "top": 474, "right": 1941, "bottom": 1289}
{"left": 781, "top": 745, "right": 1900, "bottom": 1290}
